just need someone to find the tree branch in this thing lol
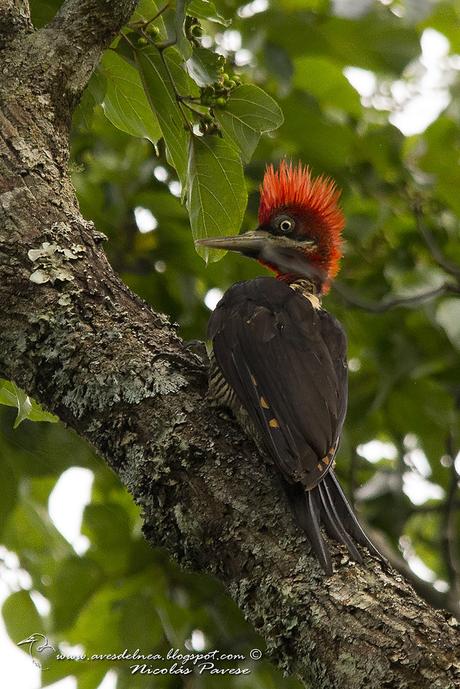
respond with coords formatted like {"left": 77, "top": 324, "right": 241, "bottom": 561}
{"left": 370, "top": 528, "right": 460, "bottom": 619}
{"left": 441, "top": 433, "right": 460, "bottom": 612}
{"left": 43, "top": 0, "right": 139, "bottom": 92}
{"left": 0, "top": 0, "right": 32, "bottom": 48}
{"left": 333, "top": 280, "right": 459, "bottom": 313}
{"left": 333, "top": 198, "right": 460, "bottom": 313}
{"left": 414, "top": 202, "right": 460, "bottom": 281}
{"left": 1, "top": 7, "right": 460, "bottom": 689}
{"left": 0, "top": 0, "right": 138, "bottom": 114}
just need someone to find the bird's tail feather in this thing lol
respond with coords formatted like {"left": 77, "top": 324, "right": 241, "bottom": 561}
{"left": 289, "top": 470, "right": 383, "bottom": 575}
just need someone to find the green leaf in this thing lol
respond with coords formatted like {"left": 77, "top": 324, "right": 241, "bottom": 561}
{"left": 100, "top": 51, "right": 161, "bottom": 144}
{"left": 418, "top": 117, "right": 460, "bottom": 216}
{"left": 41, "top": 653, "right": 91, "bottom": 687}
{"left": 3, "top": 590, "right": 42, "bottom": 644}
{"left": 293, "top": 56, "right": 362, "bottom": 116}
{"left": 131, "top": 0, "right": 152, "bottom": 21}
{"left": 51, "top": 557, "right": 103, "bottom": 632}
{"left": 158, "top": 2, "right": 193, "bottom": 59}
{"left": 173, "top": 0, "right": 193, "bottom": 59}
{"left": 164, "top": 44, "right": 201, "bottom": 99}
{"left": 263, "top": 9, "right": 420, "bottom": 74}
{"left": 405, "top": 512, "right": 443, "bottom": 577}
{"left": 264, "top": 42, "right": 294, "bottom": 87}
{"left": 73, "top": 69, "right": 107, "bottom": 132}
{"left": 186, "top": 46, "right": 223, "bottom": 87}
{"left": 436, "top": 299, "right": 460, "bottom": 350}
{"left": 187, "top": 134, "right": 247, "bottom": 261}
{"left": 119, "top": 592, "right": 164, "bottom": 648}
{"left": 67, "top": 577, "right": 151, "bottom": 652}
{"left": 8, "top": 384, "right": 30, "bottom": 428}
{"left": 278, "top": 92, "right": 353, "bottom": 169}
{"left": 421, "top": 3, "right": 460, "bottom": 53}
{"left": 0, "top": 454, "right": 17, "bottom": 537}
{"left": 3, "top": 497, "right": 73, "bottom": 585}
{"left": 29, "top": 0, "right": 61, "bottom": 27}
{"left": 0, "top": 380, "right": 58, "bottom": 427}
{"left": 82, "top": 503, "right": 132, "bottom": 574}
{"left": 82, "top": 503, "right": 132, "bottom": 550}
{"left": 0, "top": 381, "right": 25, "bottom": 412}
{"left": 77, "top": 668, "right": 110, "bottom": 689}
{"left": 187, "top": 0, "right": 231, "bottom": 26}
{"left": 214, "top": 85, "right": 284, "bottom": 162}
{"left": 135, "top": 45, "right": 192, "bottom": 189}
{"left": 131, "top": 0, "right": 167, "bottom": 35}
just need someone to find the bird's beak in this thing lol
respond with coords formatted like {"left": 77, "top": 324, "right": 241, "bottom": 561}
{"left": 195, "top": 229, "right": 321, "bottom": 282}
{"left": 195, "top": 229, "right": 270, "bottom": 256}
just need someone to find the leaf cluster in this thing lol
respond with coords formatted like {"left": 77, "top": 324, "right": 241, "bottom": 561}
{"left": 74, "top": 0, "right": 283, "bottom": 261}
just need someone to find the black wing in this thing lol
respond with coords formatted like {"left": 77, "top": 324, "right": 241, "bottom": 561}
{"left": 209, "top": 277, "right": 348, "bottom": 490}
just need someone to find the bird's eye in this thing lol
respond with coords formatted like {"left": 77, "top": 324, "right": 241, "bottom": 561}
{"left": 279, "top": 218, "right": 293, "bottom": 232}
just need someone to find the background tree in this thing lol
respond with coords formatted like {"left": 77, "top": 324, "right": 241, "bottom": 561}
{"left": 1, "top": 0, "right": 460, "bottom": 688}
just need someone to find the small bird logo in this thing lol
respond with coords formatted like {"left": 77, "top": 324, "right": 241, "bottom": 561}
{"left": 17, "top": 632, "right": 55, "bottom": 669}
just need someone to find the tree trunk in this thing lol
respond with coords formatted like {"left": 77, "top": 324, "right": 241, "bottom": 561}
{"left": 1, "top": 2, "right": 459, "bottom": 688}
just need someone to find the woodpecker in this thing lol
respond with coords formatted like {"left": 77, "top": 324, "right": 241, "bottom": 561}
{"left": 196, "top": 161, "right": 381, "bottom": 574}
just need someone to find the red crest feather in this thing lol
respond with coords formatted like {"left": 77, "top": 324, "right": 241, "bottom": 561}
{"left": 258, "top": 161, "right": 345, "bottom": 285}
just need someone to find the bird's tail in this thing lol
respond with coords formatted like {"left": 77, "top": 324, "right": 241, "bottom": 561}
{"left": 288, "top": 470, "right": 383, "bottom": 575}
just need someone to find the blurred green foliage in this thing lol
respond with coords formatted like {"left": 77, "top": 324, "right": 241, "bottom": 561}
{"left": 2, "top": 0, "right": 460, "bottom": 687}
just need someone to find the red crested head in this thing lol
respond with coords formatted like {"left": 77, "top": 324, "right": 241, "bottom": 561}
{"left": 258, "top": 160, "right": 345, "bottom": 291}
{"left": 194, "top": 160, "right": 345, "bottom": 295}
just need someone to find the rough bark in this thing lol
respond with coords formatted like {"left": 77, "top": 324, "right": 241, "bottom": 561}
{"left": 0, "top": 2, "right": 459, "bottom": 688}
